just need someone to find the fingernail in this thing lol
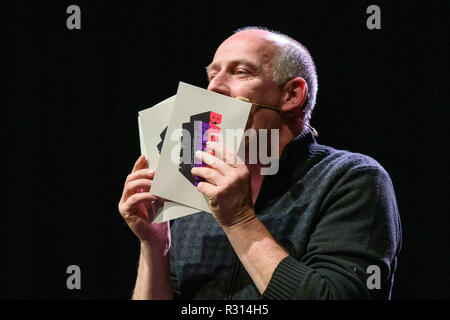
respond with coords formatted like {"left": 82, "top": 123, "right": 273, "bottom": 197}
{"left": 148, "top": 169, "right": 154, "bottom": 175}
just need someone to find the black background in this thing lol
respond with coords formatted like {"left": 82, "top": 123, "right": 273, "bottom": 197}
{"left": 3, "top": 1, "right": 448, "bottom": 299}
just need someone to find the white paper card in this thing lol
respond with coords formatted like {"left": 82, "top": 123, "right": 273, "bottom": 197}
{"left": 138, "top": 95, "right": 199, "bottom": 223}
{"left": 150, "top": 82, "right": 252, "bottom": 213}
{"left": 138, "top": 95, "right": 176, "bottom": 169}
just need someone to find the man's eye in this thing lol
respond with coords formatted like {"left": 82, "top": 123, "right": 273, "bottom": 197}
{"left": 234, "top": 69, "right": 250, "bottom": 77}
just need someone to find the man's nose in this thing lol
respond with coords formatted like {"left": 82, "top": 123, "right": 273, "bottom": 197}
{"left": 207, "top": 71, "right": 231, "bottom": 96}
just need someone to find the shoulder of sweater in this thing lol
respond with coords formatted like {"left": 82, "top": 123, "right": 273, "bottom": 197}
{"left": 309, "top": 143, "right": 390, "bottom": 178}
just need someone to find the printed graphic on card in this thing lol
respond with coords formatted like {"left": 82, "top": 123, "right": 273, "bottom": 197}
{"left": 150, "top": 82, "right": 252, "bottom": 213}
{"left": 178, "top": 111, "right": 223, "bottom": 186}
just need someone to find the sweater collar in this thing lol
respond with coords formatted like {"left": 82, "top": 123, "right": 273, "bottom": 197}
{"left": 255, "top": 129, "right": 317, "bottom": 210}
{"left": 278, "top": 129, "right": 317, "bottom": 182}
{"left": 279, "top": 129, "right": 315, "bottom": 165}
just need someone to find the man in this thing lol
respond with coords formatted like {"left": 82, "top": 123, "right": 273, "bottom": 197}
{"left": 118, "top": 27, "right": 402, "bottom": 299}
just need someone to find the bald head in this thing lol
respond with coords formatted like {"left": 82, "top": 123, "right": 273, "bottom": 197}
{"left": 232, "top": 27, "right": 318, "bottom": 117}
{"left": 231, "top": 28, "right": 292, "bottom": 48}
{"left": 225, "top": 28, "right": 290, "bottom": 46}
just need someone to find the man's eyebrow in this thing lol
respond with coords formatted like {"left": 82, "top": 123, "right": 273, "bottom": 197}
{"left": 205, "top": 62, "right": 218, "bottom": 75}
{"left": 205, "top": 59, "right": 260, "bottom": 75}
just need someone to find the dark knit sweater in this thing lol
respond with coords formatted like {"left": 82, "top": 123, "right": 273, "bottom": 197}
{"left": 170, "top": 130, "right": 402, "bottom": 299}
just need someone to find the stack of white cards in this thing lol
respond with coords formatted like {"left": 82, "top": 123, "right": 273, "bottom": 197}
{"left": 138, "top": 82, "right": 252, "bottom": 223}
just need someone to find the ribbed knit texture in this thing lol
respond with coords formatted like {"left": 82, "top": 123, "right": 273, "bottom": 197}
{"left": 261, "top": 256, "right": 310, "bottom": 299}
{"left": 170, "top": 130, "right": 402, "bottom": 299}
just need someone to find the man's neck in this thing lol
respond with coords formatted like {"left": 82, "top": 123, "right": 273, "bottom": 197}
{"left": 247, "top": 124, "right": 306, "bottom": 204}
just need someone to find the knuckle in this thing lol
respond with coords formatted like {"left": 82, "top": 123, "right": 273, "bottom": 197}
{"left": 228, "top": 171, "right": 239, "bottom": 181}
{"left": 215, "top": 186, "right": 225, "bottom": 197}
{"left": 118, "top": 203, "right": 129, "bottom": 216}
{"left": 125, "top": 173, "right": 133, "bottom": 184}
{"left": 205, "top": 171, "right": 214, "bottom": 180}
{"left": 238, "top": 168, "right": 249, "bottom": 179}
{"left": 124, "top": 179, "right": 135, "bottom": 191}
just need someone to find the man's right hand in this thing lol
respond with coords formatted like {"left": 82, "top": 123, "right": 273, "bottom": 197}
{"left": 118, "top": 155, "right": 169, "bottom": 247}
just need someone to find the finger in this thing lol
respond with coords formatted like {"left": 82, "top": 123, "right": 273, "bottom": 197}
{"left": 120, "top": 191, "right": 160, "bottom": 213}
{"left": 123, "top": 178, "right": 153, "bottom": 199}
{"left": 197, "top": 181, "right": 220, "bottom": 200}
{"left": 125, "top": 168, "right": 155, "bottom": 185}
{"left": 206, "top": 141, "right": 243, "bottom": 167}
{"left": 191, "top": 167, "right": 223, "bottom": 186}
{"left": 195, "top": 150, "right": 228, "bottom": 175}
{"left": 132, "top": 154, "right": 149, "bottom": 173}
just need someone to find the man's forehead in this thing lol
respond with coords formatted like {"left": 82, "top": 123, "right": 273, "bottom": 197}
{"left": 208, "top": 32, "right": 279, "bottom": 69}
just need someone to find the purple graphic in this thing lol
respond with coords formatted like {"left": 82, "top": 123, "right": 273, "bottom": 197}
{"left": 179, "top": 111, "right": 220, "bottom": 186}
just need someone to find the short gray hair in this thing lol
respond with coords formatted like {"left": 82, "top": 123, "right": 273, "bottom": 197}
{"left": 234, "top": 26, "right": 318, "bottom": 117}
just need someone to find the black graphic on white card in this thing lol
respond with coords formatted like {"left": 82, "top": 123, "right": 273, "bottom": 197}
{"left": 179, "top": 111, "right": 222, "bottom": 186}
{"left": 157, "top": 126, "right": 167, "bottom": 154}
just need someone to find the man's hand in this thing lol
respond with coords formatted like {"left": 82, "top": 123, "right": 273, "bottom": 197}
{"left": 191, "top": 142, "right": 256, "bottom": 228}
{"left": 118, "top": 155, "right": 169, "bottom": 248}
{"left": 193, "top": 142, "right": 289, "bottom": 295}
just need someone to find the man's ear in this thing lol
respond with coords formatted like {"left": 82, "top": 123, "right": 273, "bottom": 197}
{"left": 280, "top": 77, "right": 308, "bottom": 113}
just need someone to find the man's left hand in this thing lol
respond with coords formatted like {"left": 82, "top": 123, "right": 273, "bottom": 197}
{"left": 191, "top": 141, "right": 256, "bottom": 228}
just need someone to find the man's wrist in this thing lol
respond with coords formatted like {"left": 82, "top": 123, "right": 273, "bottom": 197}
{"left": 220, "top": 208, "right": 258, "bottom": 231}
{"left": 140, "top": 239, "right": 170, "bottom": 257}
